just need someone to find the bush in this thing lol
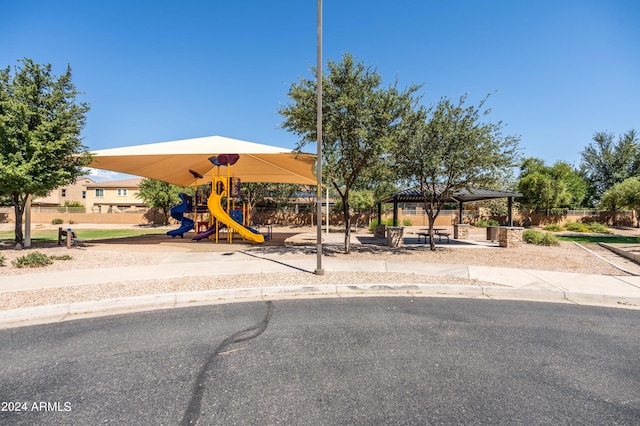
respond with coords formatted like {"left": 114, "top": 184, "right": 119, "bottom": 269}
{"left": 564, "top": 221, "right": 590, "bottom": 233}
{"left": 523, "top": 230, "right": 559, "bottom": 246}
{"left": 543, "top": 224, "right": 563, "bottom": 232}
{"left": 564, "top": 221, "right": 611, "bottom": 234}
{"left": 51, "top": 218, "right": 64, "bottom": 225}
{"left": 50, "top": 254, "right": 72, "bottom": 261}
{"left": 0, "top": 254, "right": 5, "bottom": 267}
{"left": 12, "top": 252, "right": 53, "bottom": 268}
{"left": 584, "top": 222, "right": 611, "bottom": 234}
{"left": 476, "top": 219, "right": 499, "bottom": 228}
{"left": 368, "top": 218, "right": 412, "bottom": 232}
{"left": 540, "top": 232, "right": 560, "bottom": 246}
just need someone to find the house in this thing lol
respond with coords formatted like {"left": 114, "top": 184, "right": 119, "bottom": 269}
{"left": 32, "top": 176, "right": 95, "bottom": 207}
{"left": 31, "top": 177, "right": 146, "bottom": 213}
{"left": 85, "top": 178, "right": 145, "bottom": 213}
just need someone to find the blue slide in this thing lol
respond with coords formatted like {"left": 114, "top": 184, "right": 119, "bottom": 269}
{"left": 167, "top": 193, "right": 195, "bottom": 238}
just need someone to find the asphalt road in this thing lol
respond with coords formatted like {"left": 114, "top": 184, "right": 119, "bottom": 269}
{"left": 1, "top": 298, "right": 639, "bottom": 425}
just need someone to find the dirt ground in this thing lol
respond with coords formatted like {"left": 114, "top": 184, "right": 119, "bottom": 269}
{"left": 1, "top": 223, "right": 639, "bottom": 277}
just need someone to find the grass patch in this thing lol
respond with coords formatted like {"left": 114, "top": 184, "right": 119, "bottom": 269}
{"left": 556, "top": 235, "right": 639, "bottom": 244}
{"left": 0, "top": 228, "right": 167, "bottom": 243}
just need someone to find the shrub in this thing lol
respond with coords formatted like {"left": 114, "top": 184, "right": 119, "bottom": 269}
{"left": 584, "top": 222, "right": 611, "bottom": 234}
{"left": 475, "top": 219, "right": 489, "bottom": 228}
{"left": 369, "top": 218, "right": 412, "bottom": 232}
{"left": 564, "top": 221, "right": 590, "bottom": 233}
{"left": 543, "top": 224, "right": 563, "bottom": 232}
{"left": 523, "top": 230, "right": 559, "bottom": 246}
{"left": 51, "top": 218, "right": 64, "bottom": 225}
{"left": 50, "top": 254, "right": 72, "bottom": 261}
{"left": 476, "top": 219, "right": 499, "bottom": 228}
{"left": 0, "top": 254, "right": 5, "bottom": 267}
{"left": 12, "top": 252, "right": 53, "bottom": 268}
{"left": 540, "top": 232, "right": 560, "bottom": 246}
{"left": 523, "top": 229, "right": 543, "bottom": 244}
{"left": 564, "top": 221, "right": 611, "bottom": 234}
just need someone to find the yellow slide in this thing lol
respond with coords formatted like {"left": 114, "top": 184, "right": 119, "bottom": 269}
{"left": 208, "top": 182, "right": 264, "bottom": 244}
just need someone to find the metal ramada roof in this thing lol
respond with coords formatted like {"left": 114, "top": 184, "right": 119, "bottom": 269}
{"left": 378, "top": 185, "right": 522, "bottom": 203}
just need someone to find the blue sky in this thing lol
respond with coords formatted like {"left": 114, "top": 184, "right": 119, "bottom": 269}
{"left": 2, "top": 0, "right": 639, "bottom": 182}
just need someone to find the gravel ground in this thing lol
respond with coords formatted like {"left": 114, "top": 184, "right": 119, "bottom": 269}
{"left": 1, "top": 225, "right": 639, "bottom": 310}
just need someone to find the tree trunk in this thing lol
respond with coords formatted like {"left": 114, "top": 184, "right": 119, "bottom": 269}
{"left": 342, "top": 196, "right": 351, "bottom": 254}
{"left": 428, "top": 214, "right": 436, "bottom": 251}
{"left": 12, "top": 193, "right": 27, "bottom": 248}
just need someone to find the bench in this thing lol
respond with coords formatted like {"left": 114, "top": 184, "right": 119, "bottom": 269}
{"left": 434, "top": 231, "right": 450, "bottom": 243}
{"left": 58, "top": 227, "right": 79, "bottom": 247}
{"left": 417, "top": 232, "right": 430, "bottom": 243}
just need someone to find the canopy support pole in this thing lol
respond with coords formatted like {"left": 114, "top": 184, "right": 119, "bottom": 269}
{"left": 314, "top": 0, "right": 324, "bottom": 275}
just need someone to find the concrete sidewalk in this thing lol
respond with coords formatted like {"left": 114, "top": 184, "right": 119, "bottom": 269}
{"left": 2, "top": 249, "right": 640, "bottom": 329}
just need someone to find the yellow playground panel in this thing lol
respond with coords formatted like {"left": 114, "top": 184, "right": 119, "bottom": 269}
{"left": 188, "top": 154, "right": 264, "bottom": 244}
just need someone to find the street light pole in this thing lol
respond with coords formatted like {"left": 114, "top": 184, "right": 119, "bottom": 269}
{"left": 315, "top": 0, "right": 324, "bottom": 275}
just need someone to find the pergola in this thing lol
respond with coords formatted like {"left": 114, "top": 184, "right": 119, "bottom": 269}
{"left": 377, "top": 186, "right": 523, "bottom": 226}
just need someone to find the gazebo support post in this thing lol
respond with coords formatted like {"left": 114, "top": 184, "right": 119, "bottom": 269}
{"left": 458, "top": 201, "right": 464, "bottom": 224}
{"left": 508, "top": 197, "right": 513, "bottom": 227}
{"left": 377, "top": 202, "right": 382, "bottom": 225}
{"left": 393, "top": 196, "right": 398, "bottom": 226}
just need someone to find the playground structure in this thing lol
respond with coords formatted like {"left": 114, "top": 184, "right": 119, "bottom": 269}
{"left": 166, "top": 193, "right": 195, "bottom": 238}
{"left": 166, "top": 154, "right": 265, "bottom": 244}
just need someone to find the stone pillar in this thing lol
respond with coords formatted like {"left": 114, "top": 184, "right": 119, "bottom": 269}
{"left": 387, "top": 226, "right": 404, "bottom": 248}
{"left": 498, "top": 226, "right": 523, "bottom": 248}
{"left": 374, "top": 225, "right": 386, "bottom": 239}
{"left": 454, "top": 223, "right": 469, "bottom": 240}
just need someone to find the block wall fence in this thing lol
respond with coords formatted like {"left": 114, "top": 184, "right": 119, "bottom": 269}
{"left": 0, "top": 208, "right": 636, "bottom": 228}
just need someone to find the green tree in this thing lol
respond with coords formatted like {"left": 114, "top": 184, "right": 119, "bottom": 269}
{"left": 136, "top": 178, "right": 184, "bottom": 225}
{"left": 0, "top": 58, "right": 91, "bottom": 246}
{"left": 580, "top": 129, "right": 639, "bottom": 204}
{"left": 241, "top": 182, "right": 271, "bottom": 215}
{"left": 348, "top": 189, "right": 376, "bottom": 230}
{"left": 518, "top": 158, "right": 587, "bottom": 211}
{"left": 393, "top": 94, "right": 521, "bottom": 250}
{"left": 599, "top": 177, "right": 640, "bottom": 226}
{"left": 279, "top": 53, "right": 421, "bottom": 253}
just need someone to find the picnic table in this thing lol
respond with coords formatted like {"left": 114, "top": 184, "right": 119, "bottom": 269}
{"left": 417, "top": 228, "right": 450, "bottom": 243}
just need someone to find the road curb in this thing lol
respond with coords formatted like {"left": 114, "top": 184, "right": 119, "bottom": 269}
{"left": 1, "top": 284, "right": 639, "bottom": 329}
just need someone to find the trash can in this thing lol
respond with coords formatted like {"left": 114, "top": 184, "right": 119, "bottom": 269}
{"left": 487, "top": 226, "right": 499, "bottom": 242}
{"left": 387, "top": 226, "right": 404, "bottom": 248}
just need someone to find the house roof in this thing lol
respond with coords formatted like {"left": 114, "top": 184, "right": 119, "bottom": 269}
{"left": 86, "top": 178, "right": 142, "bottom": 188}
{"left": 378, "top": 186, "right": 523, "bottom": 204}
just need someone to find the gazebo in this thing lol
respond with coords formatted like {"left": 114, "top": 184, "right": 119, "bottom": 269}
{"left": 377, "top": 186, "right": 523, "bottom": 227}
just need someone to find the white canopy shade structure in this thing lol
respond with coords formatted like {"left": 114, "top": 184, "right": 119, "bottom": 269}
{"left": 88, "top": 135, "right": 317, "bottom": 187}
